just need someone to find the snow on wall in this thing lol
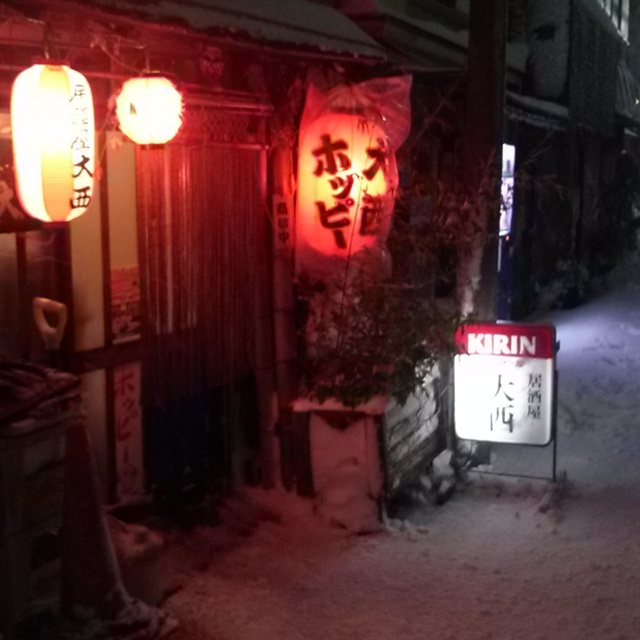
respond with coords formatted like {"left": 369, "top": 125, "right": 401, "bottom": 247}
{"left": 383, "top": 368, "right": 444, "bottom": 497}
{"left": 308, "top": 410, "right": 384, "bottom": 534}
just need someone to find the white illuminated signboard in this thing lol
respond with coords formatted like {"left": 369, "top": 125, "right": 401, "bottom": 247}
{"left": 454, "top": 323, "right": 556, "bottom": 446}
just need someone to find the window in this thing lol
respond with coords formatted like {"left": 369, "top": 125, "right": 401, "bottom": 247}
{"left": 598, "top": 0, "right": 629, "bottom": 40}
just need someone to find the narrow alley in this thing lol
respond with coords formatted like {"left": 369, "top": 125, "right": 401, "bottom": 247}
{"left": 159, "top": 258, "right": 640, "bottom": 640}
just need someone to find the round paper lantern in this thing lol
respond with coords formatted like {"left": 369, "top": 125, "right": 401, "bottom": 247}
{"left": 296, "top": 112, "right": 396, "bottom": 260}
{"left": 116, "top": 75, "right": 183, "bottom": 145}
{"left": 11, "top": 62, "right": 95, "bottom": 223}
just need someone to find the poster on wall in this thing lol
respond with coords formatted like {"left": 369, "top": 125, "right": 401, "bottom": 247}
{"left": 111, "top": 266, "right": 141, "bottom": 343}
{"left": 454, "top": 322, "right": 557, "bottom": 446}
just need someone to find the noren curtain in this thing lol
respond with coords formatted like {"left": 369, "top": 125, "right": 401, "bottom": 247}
{"left": 136, "top": 141, "right": 264, "bottom": 494}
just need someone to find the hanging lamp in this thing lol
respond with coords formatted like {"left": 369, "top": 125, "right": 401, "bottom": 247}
{"left": 116, "top": 75, "right": 183, "bottom": 145}
{"left": 297, "top": 110, "right": 393, "bottom": 258}
{"left": 11, "top": 60, "right": 95, "bottom": 223}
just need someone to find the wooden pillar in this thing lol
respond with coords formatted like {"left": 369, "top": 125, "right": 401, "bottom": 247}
{"left": 270, "top": 69, "right": 314, "bottom": 495}
{"left": 459, "top": 0, "right": 507, "bottom": 320}
{"left": 271, "top": 143, "right": 307, "bottom": 493}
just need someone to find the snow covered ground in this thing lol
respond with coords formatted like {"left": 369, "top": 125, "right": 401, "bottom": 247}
{"left": 158, "top": 258, "right": 640, "bottom": 640}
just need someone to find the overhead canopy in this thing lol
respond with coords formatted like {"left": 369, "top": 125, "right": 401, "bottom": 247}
{"left": 332, "top": 0, "right": 468, "bottom": 70}
{"left": 616, "top": 61, "right": 640, "bottom": 126}
{"left": 78, "top": 0, "right": 387, "bottom": 61}
{"left": 505, "top": 92, "right": 569, "bottom": 132}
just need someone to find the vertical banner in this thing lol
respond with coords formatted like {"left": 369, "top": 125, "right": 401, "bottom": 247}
{"left": 272, "top": 193, "right": 294, "bottom": 258}
{"left": 454, "top": 323, "right": 556, "bottom": 446}
{"left": 113, "top": 362, "right": 144, "bottom": 498}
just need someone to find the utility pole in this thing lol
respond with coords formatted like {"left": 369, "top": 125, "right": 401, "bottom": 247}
{"left": 458, "top": 0, "right": 507, "bottom": 320}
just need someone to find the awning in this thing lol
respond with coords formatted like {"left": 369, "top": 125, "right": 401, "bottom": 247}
{"left": 334, "top": 0, "right": 467, "bottom": 71}
{"left": 83, "top": 0, "right": 387, "bottom": 61}
{"left": 616, "top": 61, "right": 640, "bottom": 126}
{"left": 505, "top": 91, "right": 569, "bottom": 132}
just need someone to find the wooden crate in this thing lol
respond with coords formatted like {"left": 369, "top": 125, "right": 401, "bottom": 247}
{"left": 0, "top": 415, "right": 73, "bottom": 638}
{"left": 0, "top": 515, "right": 62, "bottom": 638}
{"left": 0, "top": 417, "right": 68, "bottom": 538}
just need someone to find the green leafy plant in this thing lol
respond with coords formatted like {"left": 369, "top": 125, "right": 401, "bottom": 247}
{"left": 298, "top": 266, "right": 461, "bottom": 408}
{"left": 295, "top": 87, "right": 508, "bottom": 408}
{"left": 296, "top": 162, "right": 495, "bottom": 409}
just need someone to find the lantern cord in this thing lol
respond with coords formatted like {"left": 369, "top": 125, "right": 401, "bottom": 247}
{"left": 91, "top": 36, "right": 147, "bottom": 75}
{"left": 335, "top": 123, "right": 380, "bottom": 351}
{"left": 43, "top": 21, "right": 51, "bottom": 59}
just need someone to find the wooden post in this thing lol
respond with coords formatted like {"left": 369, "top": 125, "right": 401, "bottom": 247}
{"left": 255, "top": 149, "right": 279, "bottom": 489}
{"left": 16, "top": 233, "right": 30, "bottom": 360}
{"left": 269, "top": 69, "right": 312, "bottom": 494}
{"left": 458, "top": 0, "right": 507, "bottom": 320}
{"left": 271, "top": 144, "right": 302, "bottom": 492}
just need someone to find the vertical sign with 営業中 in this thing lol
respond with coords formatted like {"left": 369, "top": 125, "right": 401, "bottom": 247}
{"left": 454, "top": 323, "right": 557, "bottom": 446}
{"left": 272, "top": 194, "right": 294, "bottom": 258}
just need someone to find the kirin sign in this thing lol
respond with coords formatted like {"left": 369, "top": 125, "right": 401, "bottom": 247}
{"left": 295, "top": 76, "right": 411, "bottom": 278}
{"left": 454, "top": 323, "right": 557, "bottom": 446}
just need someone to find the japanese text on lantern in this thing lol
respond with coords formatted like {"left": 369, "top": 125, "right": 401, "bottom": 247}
{"left": 311, "top": 129, "right": 388, "bottom": 250}
{"left": 69, "top": 83, "right": 93, "bottom": 211}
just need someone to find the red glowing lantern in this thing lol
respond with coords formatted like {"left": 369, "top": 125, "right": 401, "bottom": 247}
{"left": 297, "top": 113, "right": 395, "bottom": 263}
{"left": 11, "top": 61, "right": 95, "bottom": 223}
{"left": 296, "top": 77, "right": 411, "bottom": 279}
{"left": 116, "top": 75, "right": 183, "bottom": 145}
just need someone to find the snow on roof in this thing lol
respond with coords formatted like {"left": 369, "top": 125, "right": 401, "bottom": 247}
{"left": 506, "top": 91, "right": 569, "bottom": 132}
{"left": 338, "top": 0, "right": 468, "bottom": 49}
{"left": 87, "top": 0, "right": 387, "bottom": 60}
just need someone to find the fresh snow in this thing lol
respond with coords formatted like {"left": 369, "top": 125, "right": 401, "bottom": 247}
{"left": 157, "top": 256, "right": 640, "bottom": 640}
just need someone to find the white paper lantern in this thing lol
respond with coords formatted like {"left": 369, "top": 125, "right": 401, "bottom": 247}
{"left": 116, "top": 76, "right": 183, "bottom": 145}
{"left": 11, "top": 62, "right": 95, "bottom": 223}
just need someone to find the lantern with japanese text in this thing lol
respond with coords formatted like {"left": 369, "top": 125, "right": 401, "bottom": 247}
{"left": 295, "top": 77, "right": 411, "bottom": 278}
{"left": 11, "top": 61, "right": 95, "bottom": 223}
{"left": 116, "top": 75, "right": 183, "bottom": 145}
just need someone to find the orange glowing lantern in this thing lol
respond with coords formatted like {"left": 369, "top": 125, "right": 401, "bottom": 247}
{"left": 11, "top": 61, "right": 95, "bottom": 223}
{"left": 116, "top": 75, "right": 183, "bottom": 145}
{"left": 296, "top": 112, "right": 397, "bottom": 264}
